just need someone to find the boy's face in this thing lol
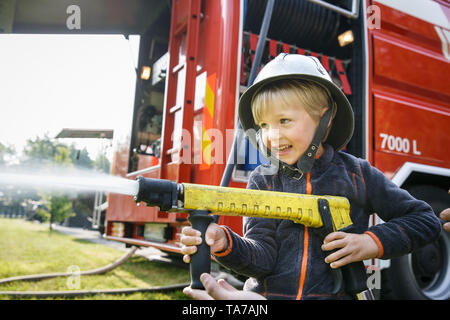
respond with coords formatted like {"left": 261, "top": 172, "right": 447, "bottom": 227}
{"left": 258, "top": 102, "right": 319, "bottom": 166}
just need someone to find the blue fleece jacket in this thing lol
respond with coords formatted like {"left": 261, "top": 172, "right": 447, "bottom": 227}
{"left": 213, "top": 144, "right": 441, "bottom": 299}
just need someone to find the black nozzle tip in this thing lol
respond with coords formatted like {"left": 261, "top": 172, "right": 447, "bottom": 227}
{"left": 134, "top": 176, "right": 145, "bottom": 203}
{"left": 133, "top": 176, "right": 178, "bottom": 211}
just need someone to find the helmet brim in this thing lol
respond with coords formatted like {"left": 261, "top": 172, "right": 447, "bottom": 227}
{"left": 238, "top": 73, "right": 354, "bottom": 151}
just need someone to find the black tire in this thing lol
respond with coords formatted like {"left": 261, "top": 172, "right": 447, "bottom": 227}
{"left": 381, "top": 185, "right": 450, "bottom": 300}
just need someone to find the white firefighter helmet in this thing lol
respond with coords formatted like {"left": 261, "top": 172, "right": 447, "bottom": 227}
{"left": 238, "top": 53, "right": 354, "bottom": 152}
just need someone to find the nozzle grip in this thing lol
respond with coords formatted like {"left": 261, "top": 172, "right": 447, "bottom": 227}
{"left": 188, "top": 210, "right": 214, "bottom": 290}
{"left": 317, "top": 199, "right": 369, "bottom": 296}
{"left": 342, "top": 261, "right": 368, "bottom": 295}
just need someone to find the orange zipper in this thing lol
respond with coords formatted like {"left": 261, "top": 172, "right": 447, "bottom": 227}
{"left": 296, "top": 172, "right": 312, "bottom": 300}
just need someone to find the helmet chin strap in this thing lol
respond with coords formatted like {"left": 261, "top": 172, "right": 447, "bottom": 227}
{"left": 256, "top": 108, "right": 333, "bottom": 180}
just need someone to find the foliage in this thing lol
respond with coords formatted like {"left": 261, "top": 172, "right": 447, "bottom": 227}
{"left": 0, "top": 134, "right": 109, "bottom": 229}
{"left": 69, "top": 146, "right": 93, "bottom": 169}
{"left": 22, "top": 137, "right": 76, "bottom": 229}
{"left": 35, "top": 193, "right": 75, "bottom": 228}
{"left": 0, "top": 142, "right": 15, "bottom": 165}
{"left": 53, "top": 145, "right": 73, "bottom": 167}
{"left": 21, "top": 134, "right": 62, "bottom": 166}
{"left": 93, "top": 153, "right": 110, "bottom": 173}
{"left": 36, "top": 206, "right": 51, "bottom": 221}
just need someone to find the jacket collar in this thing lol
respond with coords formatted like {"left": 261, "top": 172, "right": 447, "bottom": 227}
{"left": 310, "top": 143, "right": 335, "bottom": 175}
{"left": 278, "top": 143, "right": 335, "bottom": 180}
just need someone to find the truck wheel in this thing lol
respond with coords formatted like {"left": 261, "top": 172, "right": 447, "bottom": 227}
{"left": 381, "top": 185, "right": 450, "bottom": 300}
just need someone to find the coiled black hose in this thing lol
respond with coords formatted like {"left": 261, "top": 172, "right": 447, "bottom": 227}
{"left": 245, "top": 0, "right": 341, "bottom": 51}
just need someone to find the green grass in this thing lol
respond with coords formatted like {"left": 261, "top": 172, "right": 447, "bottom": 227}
{"left": 0, "top": 219, "right": 190, "bottom": 300}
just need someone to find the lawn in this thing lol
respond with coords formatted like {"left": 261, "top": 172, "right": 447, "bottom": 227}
{"left": 0, "top": 218, "right": 190, "bottom": 300}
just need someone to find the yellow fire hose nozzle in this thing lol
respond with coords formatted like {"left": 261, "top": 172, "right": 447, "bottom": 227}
{"left": 182, "top": 183, "right": 352, "bottom": 231}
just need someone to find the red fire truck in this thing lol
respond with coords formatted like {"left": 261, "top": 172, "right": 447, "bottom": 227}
{"left": 103, "top": 0, "right": 450, "bottom": 299}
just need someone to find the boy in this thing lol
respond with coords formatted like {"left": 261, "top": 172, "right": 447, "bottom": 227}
{"left": 181, "top": 54, "right": 441, "bottom": 300}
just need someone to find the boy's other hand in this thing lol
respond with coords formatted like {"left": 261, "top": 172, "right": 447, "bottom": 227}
{"left": 181, "top": 223, "right": 228, "bottom": 263}
{"left": 439, "top": 190, "right": 450, "bottom": 233}
{"left": 321, "top": 232, "right": 379, "bottom": 268}
{"left": 440, "top": 208, "right": 450, "bottom": 232}
{"left": 183, "top": 273, "right": 267, "bottom": 300}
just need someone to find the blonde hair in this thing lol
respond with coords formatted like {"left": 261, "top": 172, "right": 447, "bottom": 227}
{"left": 251, "top": 79, "right": 336, "bottom": 140}
{"left": 251, "top": 79, "right": 335, "bottom": 124}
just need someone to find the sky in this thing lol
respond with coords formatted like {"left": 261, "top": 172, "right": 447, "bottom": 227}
{"left": 0, "top": 34, "right": 140, "bottom": 162}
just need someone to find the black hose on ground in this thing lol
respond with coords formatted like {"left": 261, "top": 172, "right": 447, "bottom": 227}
{"left": 0, "top": 246, "right": 139, "bottom": 285}
{"left": 0, "top": 283, "right": 190, "bottom": 298}
{"left": 0, "top": 246, "right": 189, "bottom": 298}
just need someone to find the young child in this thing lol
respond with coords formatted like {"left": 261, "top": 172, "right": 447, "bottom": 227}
{"left": 181, "top": 54, "right": 441, "bottom": 300}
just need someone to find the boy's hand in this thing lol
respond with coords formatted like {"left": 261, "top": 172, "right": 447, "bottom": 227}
{"left": 181, "top": 223, "right": 228, "bottom": 263}
{"left": 183, "top": 273, "right": 267, "bottom": 300}
{"left": 321, "top": 232, "right": 379, "bottom": 269}
{"left": 440, "top": 208, "right": 450, "bottom": 233}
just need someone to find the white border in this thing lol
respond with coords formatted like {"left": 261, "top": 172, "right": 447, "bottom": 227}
{"left": 435, "top": 25, "right": 450, "bottom": 60}
{"left": 374, "top": 162, "right": 450, "bottom": 269}
{"left": 391, "top": 162, "right": 450, "bottom": 187}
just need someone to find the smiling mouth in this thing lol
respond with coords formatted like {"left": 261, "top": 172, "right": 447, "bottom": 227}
{"left": 273, "top": 144, "right": 292, "bottom": 153}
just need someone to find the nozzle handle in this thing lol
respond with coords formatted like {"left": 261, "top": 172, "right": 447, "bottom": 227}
{"left": 317, "top": 199, "right": 369, "bottom": 296}
{"left": 188, "top": 210, "right": 214, "bottom": 289}
{"left": 342, "top": 261, "right": 369, "bottom": 295}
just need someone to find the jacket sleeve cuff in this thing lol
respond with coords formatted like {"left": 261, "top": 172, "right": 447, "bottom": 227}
{"left": 213, "top": 226, "right": 233, "bottom": 257}
{"left": 364, "top": 231, "right": 384, "bottom": 259}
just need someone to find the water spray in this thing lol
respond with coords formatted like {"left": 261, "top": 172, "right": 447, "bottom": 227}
{"left": 0, "top": 169, "right": 139, "bottom": 196}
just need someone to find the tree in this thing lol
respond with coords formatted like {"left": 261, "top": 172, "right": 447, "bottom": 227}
{"left": 22, "top": 134, "right": 63, "bottom": 167}
{"left": 35, "top": 203, "right": 50, "bottom": 222}
{"left": 93, "top": 153, "right": 110, "bottom": 173}
{"left": 35, "top": 194, "right": 74, "bottom": 230}
{"left": 69, "top": 145, "right": 93, "bottom": 169}
{"left": 0, "top": 142, "right": 31, "bottom": 217}
{"left": 5, "top": 134, "right": 109, "bottom": 229}
{"left": 46, "top": 145, "right": 75, "bottom": 230}
{"left": 21, "top": 135, "right": 76, "bottom": 230}
{"left": 48, "top": 194, "right": 74, "bottom": 230}
{"left": 53, "top": 145, "right": 72, "bottom": 166}
{"left": 0, "top": 142, "right": 15, "bottom": 165}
